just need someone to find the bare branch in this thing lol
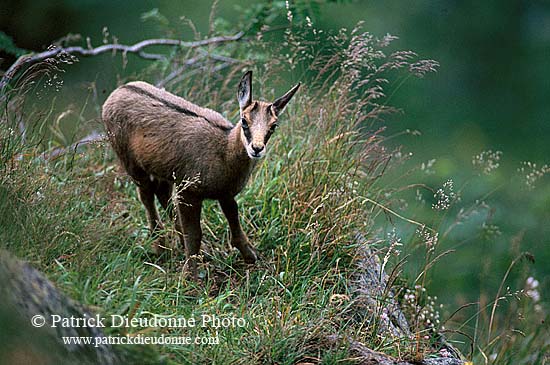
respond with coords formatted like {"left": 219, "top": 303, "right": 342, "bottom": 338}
{"left": 155, "top": 55, "right": 205, "bottom": 88}
{"left": 155, "top": 49, "right": 246, "bottom": 88}
{"left": 196, "top": 48, "right": 242, "bottom": 64}
{"left": 0, "top": 32, "right": 244, "bottom": 92}
{"left": 40, "top": 131, "right": 105, "bottom": 160}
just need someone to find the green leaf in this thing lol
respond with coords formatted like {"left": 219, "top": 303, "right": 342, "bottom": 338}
{"left": 140, "top": 8, "right": 169, "bottom": 26}
{"left": 0, "top": 31, "right": 28, "bottom": 57}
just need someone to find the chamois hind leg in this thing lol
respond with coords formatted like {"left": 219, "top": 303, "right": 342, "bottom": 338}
{"left": 154, "top": 180, "right": 173, "bottom": 211}
{"left": 136, "top": 181, "right": 166, "bottom": 254}
{"left": 219, "top": 197, "right": 258, "bottom": 264}
{"left": 176, "top": 193, "right": 203, "bottom": 278}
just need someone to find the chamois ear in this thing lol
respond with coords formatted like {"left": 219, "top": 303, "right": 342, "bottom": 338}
{"left": 237, "top": 71, "right": 253, "bottom": 111}
{"left": 272, "top": 82, "right": 301, "bottom": 115}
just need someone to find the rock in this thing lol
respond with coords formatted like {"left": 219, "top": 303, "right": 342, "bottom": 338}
{"left": 0, "top": 250, "right": 120, "bottom": 364}
{"left": 0, "top": 250, "right": 170, "bottom": 364}
{"left": 330, "top": 234, "right": 467, "bottom": 365}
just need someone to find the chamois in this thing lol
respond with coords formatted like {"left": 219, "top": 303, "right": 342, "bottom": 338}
{"left": 102, "top": 71, "right": 300, "bottom": 274}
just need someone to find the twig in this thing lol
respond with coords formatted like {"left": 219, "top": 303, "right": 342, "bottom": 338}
{"left": 196, "top": 48, "right": 242, "bottom": 64}
{"left": 162, "top": 59, "right": 243, "bottom": 89}
{"left": 40, "top": 130, "right": 105, "bottom": 160}
{"left": 487, "top": 253, "right": 526, "bottom": 344}
{"left": 361, "top": 196, "right": 434, "bottom": 232}
{"left": 155, "top": 49, "right": 246, "bottom": 87}
{"left": 155, "top": 55, "right": 205, "bottom": 88}
{"left": 0, "top": 32, "right": 244, "bottom": 92}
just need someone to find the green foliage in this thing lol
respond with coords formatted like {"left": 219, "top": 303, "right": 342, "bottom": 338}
{"left": 231, "top": 0, "right": 353, "bottom": 35}
{"left": 140, "top": 8, "right": 170, "bottom": 26}
{"left": 0, "top": 31, "right": 28, "bottom": 58}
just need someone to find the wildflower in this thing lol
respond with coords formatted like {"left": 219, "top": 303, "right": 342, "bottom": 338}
{"left": 439, "top": 348, "right": 451, "bottom": 357}
{"left": 432, "top": 179, "right": 456, "bottom": 210}
{"left": 401, "top": 286, "right": 442, "bottom": 333}
{"left": 472, "top": 150, "right": 502, "bottom": 175}
{"left": 518, "top": 161, "right": 550, "bottom": 190}
{"left": 525, "top": 277, "right": 541, "bottom": 302}
{"left": 526, "top": 276, "right": 539, "bottom": 288}
{"left": 417, "top": 228, "right": 439, "bottom": 252}
{"left": 285, "top": 0, "right": 293, "bottom": 22}
{"left": 420, "top": 159, "right": 436, "bottom": 175}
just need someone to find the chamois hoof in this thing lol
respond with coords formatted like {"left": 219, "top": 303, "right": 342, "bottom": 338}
{"left": 241, "top": 247, "right": 258, "bottom": 264}
{"left": 183, "top": 255, "right": 200, "bottom": 281}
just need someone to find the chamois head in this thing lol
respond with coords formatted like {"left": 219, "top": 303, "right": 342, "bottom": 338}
{"left": 237, "top": 71, "right": 300, "bottom": 159}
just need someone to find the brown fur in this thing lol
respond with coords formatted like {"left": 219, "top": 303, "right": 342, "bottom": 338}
{"left": 102, "top": 72, "right": 299, "bottom": 276}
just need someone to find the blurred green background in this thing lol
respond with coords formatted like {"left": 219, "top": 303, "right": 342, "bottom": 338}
{"left": 2, "top": 0, "right": 549, "bottom": 317}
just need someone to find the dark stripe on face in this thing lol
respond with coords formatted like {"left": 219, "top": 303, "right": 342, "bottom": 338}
{"left": 123, "top": 85, "right": 202, "bottom": 118}
{"left": 264, "top": 124, "right": 277, "bottom": 144}
{"left": 241, "top": 120, "right": 252, "bottom": 142}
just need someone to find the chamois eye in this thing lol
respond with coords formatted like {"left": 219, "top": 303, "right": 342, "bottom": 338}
{"left": 241, "top": 118, "right": 249, "bottom": 129}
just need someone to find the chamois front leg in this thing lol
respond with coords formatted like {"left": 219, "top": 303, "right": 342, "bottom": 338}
{"left": 176, "top": 194, "right": 203, "bottom": 277}
{"left": 137, "top": 183, "right": 165, "bottom": 254}
{"left": 219, "top": 197, "right": 258, "bottom": 264}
